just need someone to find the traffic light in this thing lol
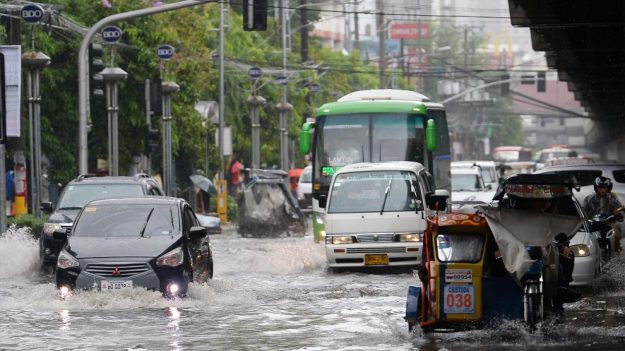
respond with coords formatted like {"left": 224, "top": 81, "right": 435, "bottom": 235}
{"left": 243, "top": 0, "right": 268, "bottom": 31}
{"left": 537, "top": 71, "right": 546, "bottom": 92}
{"left": 88, "top": 43, "right": 105, "bottom": 103}
{"left": 145, "top": 125, "right": 160, "bottom": 154}
{"left": 149, "top": 77, "right": 162, "bottom": 117}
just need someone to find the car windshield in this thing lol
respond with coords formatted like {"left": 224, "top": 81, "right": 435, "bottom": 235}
{"left": 73, "top": 204, "right": 180, "bottom": 237}
{"left": 327, "top": 170, "right": 422, "bottom": 213}
{"left": 452, "top": 174, "right": 483, "bottom": 191}
{"left": 57, "top": 184, "right": 144, "bottom": 209}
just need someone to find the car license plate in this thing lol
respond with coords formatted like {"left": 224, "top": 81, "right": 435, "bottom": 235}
{"left": 364, "top": 254, "right": 389, "bottom": 265}
{"left": 100, "top": 280, "right": 133, "bottom": 291}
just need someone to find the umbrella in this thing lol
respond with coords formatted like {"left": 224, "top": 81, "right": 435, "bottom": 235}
{"left": 190, "top": 174, "right": 217, "bottom": 196}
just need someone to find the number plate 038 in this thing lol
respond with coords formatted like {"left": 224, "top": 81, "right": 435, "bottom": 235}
{"left": 443, "top": 285, "right": 475, "bottom": 314}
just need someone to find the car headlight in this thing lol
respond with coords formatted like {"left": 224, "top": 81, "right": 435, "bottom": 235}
{"left": 297, "top": 192, "right": 305, "bottom": 200}
{"left": 156, "top": 247, "right": 184, "bottom": 267}
{"left": 57, "top": 250, "right": 79, "bottom": 269}
{"left": 330, "top": 236, "right": 353, "bottom": 244}
{"left": 399, "top": 233, "right": 423, "bottom": 242}
{"left": 570, "top": 244, "right": 590, "bottom": 257}
{"left": 43, "top": 223, "right": 61, "bottom": 235}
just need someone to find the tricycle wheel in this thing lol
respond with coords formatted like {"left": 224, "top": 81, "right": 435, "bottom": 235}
{"left": 526, "top": 294, "right": 540, "bottom": 332}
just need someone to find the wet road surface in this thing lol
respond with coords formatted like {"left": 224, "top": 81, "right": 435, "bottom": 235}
{"left": 0, "top": 226, "right": 624, "bottom": 350}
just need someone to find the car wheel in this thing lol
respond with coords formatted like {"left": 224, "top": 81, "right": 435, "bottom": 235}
{"left": 193, "top": 248, "right": 213, "bottom": 284}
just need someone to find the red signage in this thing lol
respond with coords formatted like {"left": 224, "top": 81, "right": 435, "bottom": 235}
{"left": 389, "top": 23, "right": 430, "bottom": 40}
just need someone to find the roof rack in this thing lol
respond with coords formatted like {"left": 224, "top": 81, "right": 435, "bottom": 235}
{"left": 133, "top": 173, "right": 150, "bottom": 180}
{"left": 75, "top": 173, "right": 97, "bottom": 181}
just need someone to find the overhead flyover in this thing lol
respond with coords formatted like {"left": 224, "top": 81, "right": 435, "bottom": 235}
{"left": 507, "top": 1, "right": 625, "bottom": 157}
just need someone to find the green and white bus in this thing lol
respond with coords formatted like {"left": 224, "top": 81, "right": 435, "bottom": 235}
{"left": 299, "top": 89, "right": 451, "bottom": 242}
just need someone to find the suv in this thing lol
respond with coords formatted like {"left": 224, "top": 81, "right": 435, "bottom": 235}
{"left": 39, "top": 174, "right": 164, "bottom": 268}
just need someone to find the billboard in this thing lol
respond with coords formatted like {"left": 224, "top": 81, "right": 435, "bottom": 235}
{"left": 389, "top": 23, "right": 430, "bottom": 40}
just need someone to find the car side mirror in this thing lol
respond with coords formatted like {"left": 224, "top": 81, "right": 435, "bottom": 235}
{"left": 426, "top": 189, "right": 449, "bottom": 211}
{"left": 486, "top": 184, "right": 493, "bottom": 190}
{"left": 318, "top": 194, "right": 327, "bottom": 209}
{"left": 41, "top": 202, "right": 54, "bottom": 213}
{"left": 189, "top": 226, "right": 208, "bottom": 239}
{"left": 53, "top": 228, "right": 68, "bottom": 241}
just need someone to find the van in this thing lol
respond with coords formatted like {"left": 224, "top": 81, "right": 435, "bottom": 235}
{"left": 321, "top": 161, "right": 438, "bottom": 269}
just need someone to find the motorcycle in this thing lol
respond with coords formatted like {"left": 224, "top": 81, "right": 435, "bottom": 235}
{"left": 589, "top": 207, "right": 624, "bottom": 263}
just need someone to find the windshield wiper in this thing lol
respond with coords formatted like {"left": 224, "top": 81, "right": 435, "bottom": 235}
{"left": 58, "top": 207, "right": 83, "bottom": 210}
{"left": 380, "top": 178, "right": 392, "bottom": 215}
{"left": 139, "top": 208, "right": 155, "bottom": 238}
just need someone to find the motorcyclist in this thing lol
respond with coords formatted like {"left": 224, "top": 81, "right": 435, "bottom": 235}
{"left": 582, "top": 176, "right": 624, "bottom": 252}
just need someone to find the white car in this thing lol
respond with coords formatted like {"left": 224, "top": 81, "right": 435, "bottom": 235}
{"left": 297, "top": 165, "right": 313, "bottom": 213}
{"left": 451, "top": 161, "right": 499, "bottom": 189}
{"left": 534, "top": 163, "right": 625, "bottom": 260}
{"left": 451, "top": 167, "right": 496, "bottom": 206}
{"left": 323, "top": 161, "right": 437, "bottom": 269}
{"left": 568, "top": 225, "right": 602, "bottom": 286}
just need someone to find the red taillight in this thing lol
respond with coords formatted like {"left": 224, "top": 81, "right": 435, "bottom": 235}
{"left": 407, "top": 248, "right": 419, "bottom": 252}
{"left": 334, "top": 248, "right": 346, "bottom": 253}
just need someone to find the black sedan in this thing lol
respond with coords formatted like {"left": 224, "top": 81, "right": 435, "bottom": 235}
{"left": 55, "top": 197, "right": 213, "bottom": 297}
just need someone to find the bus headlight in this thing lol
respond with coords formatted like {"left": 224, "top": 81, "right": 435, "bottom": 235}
{"left": 399, "top": 233, "right": 422, "bottom": 242}
{"left": 570, "top": 244, "right": 589, "bottom": 257}
{"left": 331, "top": 236, "right": 353, "bottom": 244}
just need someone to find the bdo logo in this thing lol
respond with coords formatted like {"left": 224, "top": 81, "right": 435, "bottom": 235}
{"left": 21, "top": 4, "right": 44, "bottom": 23}
{"left": 156, "top": 45, "right": 175, "bottom": 60}
{"left": 102, "top": 26, "right": 123, "bottom": 43}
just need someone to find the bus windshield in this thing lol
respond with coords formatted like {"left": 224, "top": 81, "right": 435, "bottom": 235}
{"left": 315, "top": 113, "right": 425, "bottom": 189}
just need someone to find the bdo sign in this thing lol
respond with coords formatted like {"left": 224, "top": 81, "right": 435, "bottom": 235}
{"left": 102, "top": 26, "right": 123, "bottom": 43}
{"left": 21, "top": 4, "right": 44, "bottom": 23}
{"left": 156, "top": 45, "right": 175, "bottom": 60}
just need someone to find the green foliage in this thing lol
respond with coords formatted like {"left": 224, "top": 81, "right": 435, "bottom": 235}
{"left": 209, "top": 196, "right": 238, "bottom": 221}
{"left": 8, "top": 214, "right": 47, "bottom": 238}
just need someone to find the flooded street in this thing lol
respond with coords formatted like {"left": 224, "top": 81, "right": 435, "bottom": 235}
{"left": 1, "top": 226, "right": 624, "bottom": 350}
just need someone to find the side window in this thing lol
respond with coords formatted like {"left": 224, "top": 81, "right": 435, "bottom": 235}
{"left": 421, "top": 172, "right": 435, "bottom": 193}
{"left": 182, "top": 207, "right": 197, "bottom": 235}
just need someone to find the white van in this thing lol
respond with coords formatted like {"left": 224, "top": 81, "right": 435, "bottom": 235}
{"left": 321, "top": 161, "right": 441, "bottom": 269}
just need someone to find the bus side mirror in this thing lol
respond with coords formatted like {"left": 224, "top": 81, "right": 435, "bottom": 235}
{"left": 426, "top": 119, "right": 437, "bottom": 152}
{"left": 299, "top": 122, "right": 314, "bottom": 155}
{"left": 426, "top": 189, "right": 449, "bottom": 211}
{"left": 318, "top": 194, "right": 327, "bottom": 209}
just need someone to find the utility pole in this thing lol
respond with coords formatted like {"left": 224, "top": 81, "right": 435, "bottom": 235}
{"left": 300, "top": 0, "right": 309, "bottom": 63}
{"left": 376, "top": 0, "right": 385, "bottom": 89}
{"left": 353, "top": 0, "right": 360, "bottom": 52}
{"left": 218, "top": 0, "right": 226, "bottom": 180}
{"left": 277, "top": 0, "right": 293, "bottom": 171}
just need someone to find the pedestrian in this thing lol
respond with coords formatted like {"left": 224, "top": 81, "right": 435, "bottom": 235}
{"left": 227, "top": 156, "right": 242, "bottom": 196}
{"left": 582, "top": 176, "right": 624, "bottom": 252}
{"left": 552, "top": 233, "right": 582, "bottom": 317}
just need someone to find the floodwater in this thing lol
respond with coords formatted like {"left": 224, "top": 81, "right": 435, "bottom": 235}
{"left": 0, "top": 226, "right": 624, "bottom": 350}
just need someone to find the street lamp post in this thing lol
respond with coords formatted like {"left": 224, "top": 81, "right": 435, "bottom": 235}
{"left": 247, "top": 95, "right": 266, "bottom": 169}
{"left": 22, "top": 51, "right": 50, "bottom": 217}
{"left": 161, "top": 81, "right": 179, "bottom": 196}
{"left": 100, "top": 67, "right": 127, "bottom": 176}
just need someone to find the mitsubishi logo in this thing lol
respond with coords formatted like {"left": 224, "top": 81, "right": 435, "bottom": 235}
{"left": 111, "top": 267, "right": 121, "bottom": 276}
{"left": 373, "top": 235, "right": 379, "bottom": 242}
